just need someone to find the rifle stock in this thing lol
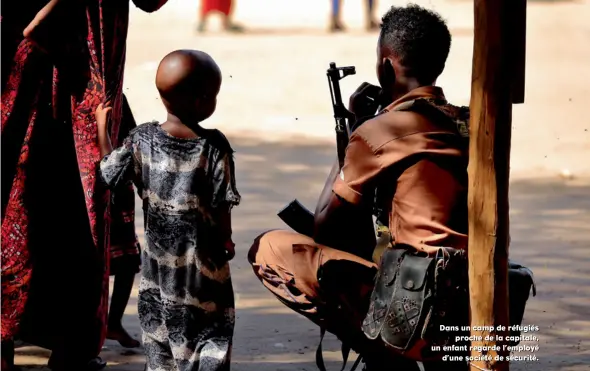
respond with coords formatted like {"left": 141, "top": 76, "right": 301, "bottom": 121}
{"left": 277, "top": 199, "right": 315, "bottom": 238}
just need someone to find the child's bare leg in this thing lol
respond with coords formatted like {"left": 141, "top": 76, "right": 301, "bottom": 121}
{"left": 107, "top": 270, "right": 139, "bottom": 348}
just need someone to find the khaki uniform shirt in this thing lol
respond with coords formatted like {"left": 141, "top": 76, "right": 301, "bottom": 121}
{"left": 333, "top": 86, "right": 468, "bottom": 254}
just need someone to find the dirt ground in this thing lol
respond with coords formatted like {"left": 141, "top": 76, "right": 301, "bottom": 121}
{"left": 13, "top": 0, "right": 590, "bottom": 370}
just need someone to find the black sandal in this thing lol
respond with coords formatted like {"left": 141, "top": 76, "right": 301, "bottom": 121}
{"left": 86, "top": 357, "right": 107, "bottom": 371}
{"left": 48, "top": 356, "right": 106, "bottom": 371}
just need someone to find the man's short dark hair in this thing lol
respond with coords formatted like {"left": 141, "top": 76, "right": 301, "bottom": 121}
{"left": 380, "top": 4, "right": 451, "bottom": 83}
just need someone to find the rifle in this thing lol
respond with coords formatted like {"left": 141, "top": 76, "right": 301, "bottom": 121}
{"left": 327, "top": 62, "right": 357, "bottom": 168}
{"left": 277, "top": 62, "right": 356, "bottom": 237}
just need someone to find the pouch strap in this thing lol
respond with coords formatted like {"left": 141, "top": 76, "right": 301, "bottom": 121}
{"left": 316, "top": 328, "right": 327, "bottom": 371}
{"left": 520, "top": 266, "right": 537, "bottom": 297}
{"left": 316, "top": 327, "right": 363, "bottom": 371}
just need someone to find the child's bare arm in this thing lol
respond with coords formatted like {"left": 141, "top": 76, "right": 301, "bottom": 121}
{"left": 97, "top": 103, "right": 139, "bottom": 190}
{"left": 211, "top": 145, "right": 241, "bottom": 261}
{"left": 96, "top": 103, "right": 113, "bottom": 158}
{"left": 215, "top": 205, "right": 235, "bottom": 260}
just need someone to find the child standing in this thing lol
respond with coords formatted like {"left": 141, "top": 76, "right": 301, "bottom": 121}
{"left": 97, "top": 49, "right": 240, "bottom": 371}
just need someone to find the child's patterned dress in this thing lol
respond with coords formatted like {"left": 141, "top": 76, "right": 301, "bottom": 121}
{"left": 100, "top": 122, "right": 240, "bottom": 371}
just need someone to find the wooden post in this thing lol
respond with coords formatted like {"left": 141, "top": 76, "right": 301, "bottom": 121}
{"left": 508, "top": 0, "right": 527, "bottom": 104}
{"left": 467, "top": 0, "right": 526, "bottom": 369}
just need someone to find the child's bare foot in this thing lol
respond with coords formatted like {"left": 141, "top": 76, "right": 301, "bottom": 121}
{"left": 107, "top": 325, "right": 140, "bottom": 348}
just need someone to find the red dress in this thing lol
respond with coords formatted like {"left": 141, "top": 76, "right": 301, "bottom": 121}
{"left": 201, "top": 0, "right": 233, "bottom": 17}
{"left": 1, "top": 0, "right": 167, "bottom": 359}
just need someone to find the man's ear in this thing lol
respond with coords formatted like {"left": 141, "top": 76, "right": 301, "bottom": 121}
{"left": 381, "top": 58, "right": 396, "bottom": 86}
{"left": 378, "top": 58, "right": 395, "bottom": 106}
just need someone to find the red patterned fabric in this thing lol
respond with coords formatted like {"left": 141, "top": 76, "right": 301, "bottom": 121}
{"left": 0, "top": 0, "right": 166, "bottom": 350}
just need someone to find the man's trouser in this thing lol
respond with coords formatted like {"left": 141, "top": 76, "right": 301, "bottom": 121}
{"left": 248, "top": 229, "right": 468, "bottom": 371}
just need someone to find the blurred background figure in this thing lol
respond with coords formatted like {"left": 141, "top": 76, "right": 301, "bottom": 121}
{"left": 330, "top": 0, "right": 378, "bottom": 32}
{"left": 198, "top": 0, "right": 244, "bottom": 32}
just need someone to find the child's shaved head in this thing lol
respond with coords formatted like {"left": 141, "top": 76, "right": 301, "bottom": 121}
{"left": 155, "top": 49, "right": 222, "bottom": 122}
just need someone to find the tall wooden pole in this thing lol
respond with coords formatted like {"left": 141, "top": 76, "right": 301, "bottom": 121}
{"left": 467, "top": 0, "right": 526, "bottom": 369}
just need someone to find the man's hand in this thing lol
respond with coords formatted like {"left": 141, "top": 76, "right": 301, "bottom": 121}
{"left": 349, "top": 82, "right": 382, "bottom": 119}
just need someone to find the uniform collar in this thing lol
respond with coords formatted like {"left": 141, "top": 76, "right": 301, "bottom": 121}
{"left": 384, "top": 86, "right": 447, "bottom": 112}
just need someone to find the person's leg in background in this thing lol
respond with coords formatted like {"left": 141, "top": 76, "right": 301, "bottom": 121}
{"left": 198, "top": 0, "right": 212, "bottom": 32}
{"left": 107, "top": 255, "right": 140, "bottom": 348}
{"left": 106, "top": 95, "right": 141, "bottom": 349}
{"left": 329, "top": 0, "right": 345, "bottom": 32}
{"left": 365, "top": 0, "right": 378, "bottom": 31}
{"left": 106, "top": 193, "right": 141, "bottom": 348}
{"left": 198, "top": 0, "right": 243, "bottom": 33}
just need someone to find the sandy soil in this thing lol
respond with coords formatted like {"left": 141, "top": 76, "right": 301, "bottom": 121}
{"left": 122, "top": 0, "right": 590, "bottom": 178}
{"left": 14, "top": 145, "right": 590, "bottom": 371}
{"left": 12, "top": 0, "right": 590, "bottom": 370}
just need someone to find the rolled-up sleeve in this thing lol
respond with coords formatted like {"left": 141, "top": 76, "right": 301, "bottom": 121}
{"left": 99, "top": 136, "right": 137, "bottom": 189}
{"left": 332, "top": 132, "right": 382, "bottom": 205}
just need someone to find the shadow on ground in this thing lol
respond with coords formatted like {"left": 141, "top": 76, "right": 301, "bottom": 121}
{"left": 15, "top": 137, "right": 590, "bottom": 371}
